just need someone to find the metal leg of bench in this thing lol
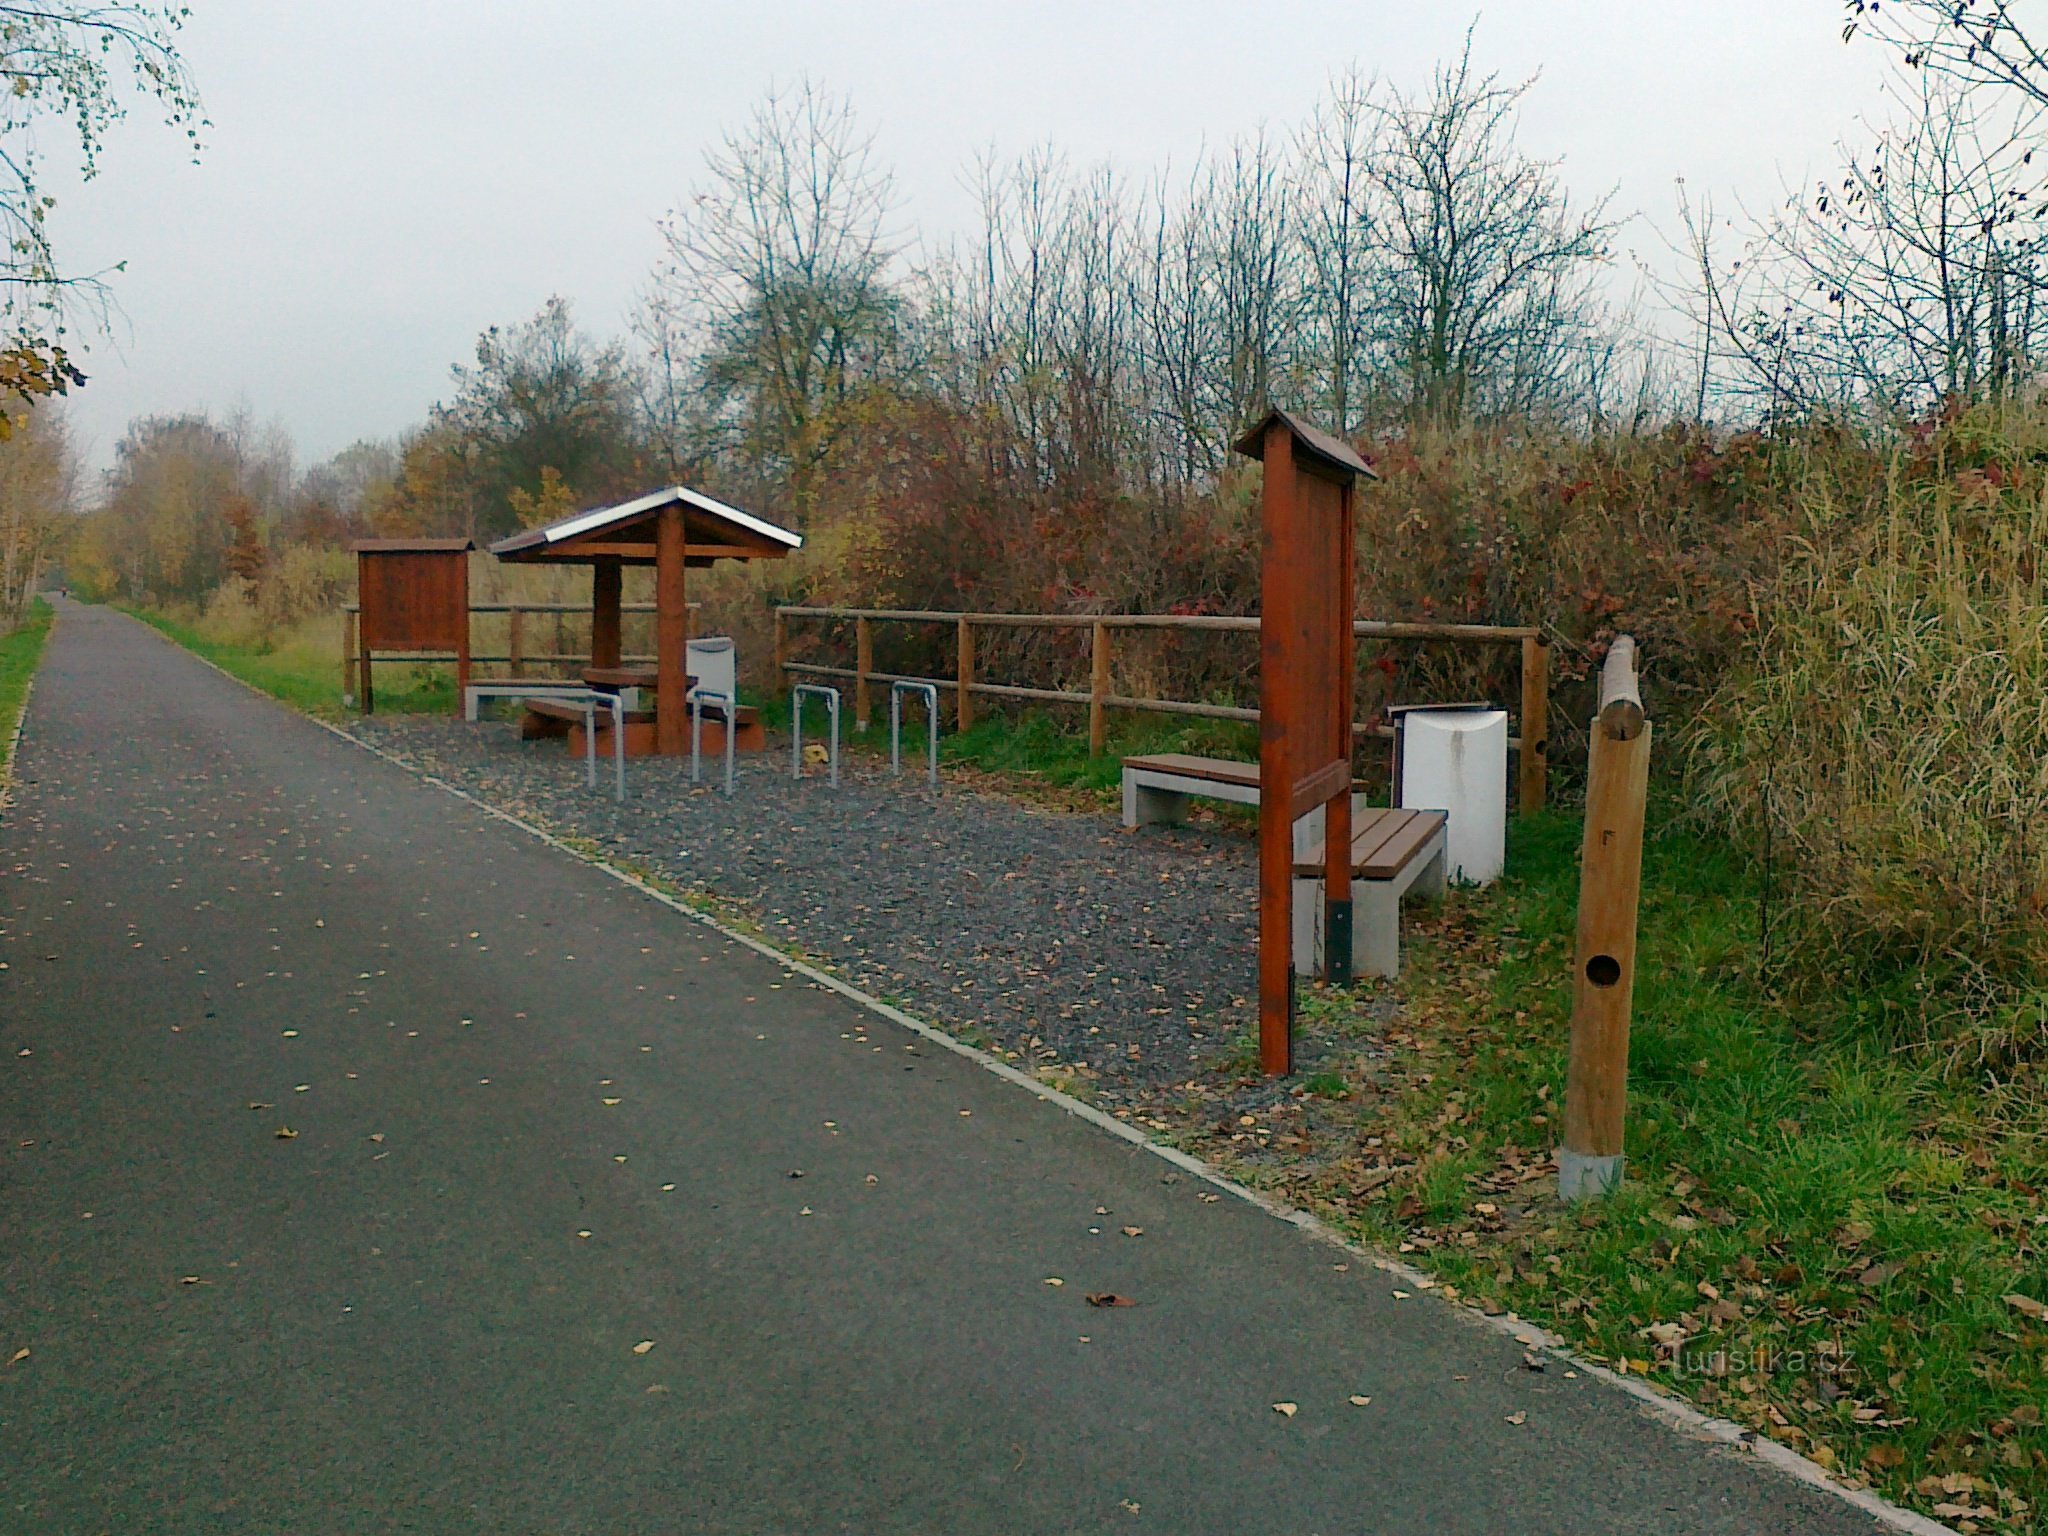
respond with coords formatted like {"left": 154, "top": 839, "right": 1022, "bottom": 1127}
{"left": 1356, "top": 882, "right": 1402, "bottom": 979}
{"left": 609, "top": 693, "right": 626, "bottom": 802}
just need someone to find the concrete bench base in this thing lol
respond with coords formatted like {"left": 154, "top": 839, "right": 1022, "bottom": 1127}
{"left": 1292, "top": 814, "right": 1448, "bottom": 979}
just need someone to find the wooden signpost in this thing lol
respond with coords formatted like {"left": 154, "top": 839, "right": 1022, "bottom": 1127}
{"left": 1560, "top": 634, "right": 1651, "bottom": 1201}
{"left": 351, "top": 538, "right": 475, "bottom": 714}
{"left": 1234, "top": 409, "right": 1376, "bottom": 1076}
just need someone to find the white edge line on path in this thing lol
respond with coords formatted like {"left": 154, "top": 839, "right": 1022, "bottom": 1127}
{"left": 132, "top": 611, "right": 1956, "bottom": 1536}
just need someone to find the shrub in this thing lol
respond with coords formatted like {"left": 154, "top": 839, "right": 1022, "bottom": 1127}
{"left": 1692, "top": 404, "right": 2048, "bottom": 1063}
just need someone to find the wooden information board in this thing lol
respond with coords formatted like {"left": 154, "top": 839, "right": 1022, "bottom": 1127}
{"left": 352, "top": 538, "right": 473, "bottom": 714}
{"left": 1234, "top": 410, "right": 1373, "bottom": 1075}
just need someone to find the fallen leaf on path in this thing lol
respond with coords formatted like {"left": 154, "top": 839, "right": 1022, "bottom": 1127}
{"left": 631, "top": 1340, "right": 655, "bottom": 1355}
{"left": 1085, "top": 1293, "right": 1137, "bottom": 1308}
{"left": 1121, "top": 1226, "right": 1143, "bottom": 1238}
{"left": 601, "top": 1098, "right": 621, "bottom": 1106}
{"left": 6, "top": 1348, "right": 27, "bottom": 1366}
{"left": 273, "top": 1127, "right": 298, "bottom": 1139}
{"left": 1505, "top": 1411, "right": 1527, "bottom": 1426}
{"left": 1349, "top": 1395, "right": 1373, "bottom": 1406}
{"left": 1271, "top": 1402, "right": 1297, "bottom": 1417}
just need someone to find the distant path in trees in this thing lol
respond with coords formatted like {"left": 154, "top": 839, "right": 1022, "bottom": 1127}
{"left": 0, "top": 601, "right": 1895, "bottom": 1535}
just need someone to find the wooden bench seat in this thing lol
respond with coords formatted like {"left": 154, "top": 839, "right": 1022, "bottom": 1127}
{"left": 1292, "top": 807, "right": 1448, "bottom": 979}
{"left": 1121, "top": 753, "right": 1262, "bottom": 829}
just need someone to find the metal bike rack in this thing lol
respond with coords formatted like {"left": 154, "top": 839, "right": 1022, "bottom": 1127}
{"left": 791, "top": 683, "right": 840, "bottom": 787}
{"left": 889, "top": 680, "right": 940, "bottom": 788}
{"left": 572, "top": 689, "right": 627, "bottom": 803}
{"left": 690, "top": 689, "right": 737, "bottom": 797}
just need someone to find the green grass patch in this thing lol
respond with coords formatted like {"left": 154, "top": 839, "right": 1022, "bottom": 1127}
{"left": 1, "top": 597, "right": 54, "bottom": 786}
{"left": 123, "top": 606, "right": 455, "bottom": 717}
{"left": 1236, "top": 804, "right": 2047, "bottom": 1523}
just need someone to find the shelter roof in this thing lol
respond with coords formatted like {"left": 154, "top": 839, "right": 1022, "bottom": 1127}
{"left": 489, "top": 486, "right": 802, "bottom": 565}
{"left": 1232, "top": 408, "right": 1378, "bottom": 483}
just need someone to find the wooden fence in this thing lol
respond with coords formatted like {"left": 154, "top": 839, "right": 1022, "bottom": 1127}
{"left": 340, "top": 600, "right": 698, "bottom": 703}
{"left": 774, "top": 606, "right": 1550, "bottom": 813}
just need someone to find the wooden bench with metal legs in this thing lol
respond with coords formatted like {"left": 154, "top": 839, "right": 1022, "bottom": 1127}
{"left": 1292, "top": 808, "right": 1448, "bottom": 979}
{"left": 1121, "top": 753, "right": 1261, "bottom": 828}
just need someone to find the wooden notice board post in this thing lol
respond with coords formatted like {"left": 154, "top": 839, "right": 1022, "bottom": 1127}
{"left": 351, "top": 539, "right": 475, "bottom": 714}
{"left": 1234, "top": 409, "right": 1376, "bottom": 1076}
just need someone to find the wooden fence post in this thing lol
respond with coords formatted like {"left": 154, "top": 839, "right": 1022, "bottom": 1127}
{"left": 508, "top": 606, "right": 525, "bottom": 679}
{"left": 772, "top": 609, "right": 788, "bottom": 698}
{"left": 1089, "top": 621, "right": 1110, "bottom": 755}
{"left": 1520, "top": 634, "right": 1550, "bottom": 814}
{"left": 1560, "top": 635, "right": 1650, "bottom": 1202}
{"left": 342, "top": 608, "right": 358, "bottom": 708}
{"left": 854, "top": 615, "right": 873, "bottom": 731}
{"left": 956, "top": 618, "right": 975, "bottom": 731}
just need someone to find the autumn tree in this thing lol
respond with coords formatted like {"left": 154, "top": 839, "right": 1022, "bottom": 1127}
{"left": 0, "top": 4, "right": 203, "bottom": 434}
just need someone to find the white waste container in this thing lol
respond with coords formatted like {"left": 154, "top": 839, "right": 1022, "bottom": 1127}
{"left": 1399, "top": 709, "right": 1507, "bottom": 885}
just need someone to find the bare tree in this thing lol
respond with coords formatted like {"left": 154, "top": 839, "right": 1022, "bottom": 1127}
{"left": 1702, "top": 70, "right": 2046, "bottom": 416}
{"left": 1297, "top": 68, "right": 1380, "bottom": 433}
{"left": 1363, "top": 31, "right": 1617, "bottom": 426}
{"left": 1846, "top": 1, "right": 2048, "bottom": 108}
{"left": 650, "top": 78, "right": 898, "bottom": 513}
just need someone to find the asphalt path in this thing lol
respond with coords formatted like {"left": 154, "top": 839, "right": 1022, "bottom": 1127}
{"left": 0, "top": 602, "right": 1897, "bottom": 1534}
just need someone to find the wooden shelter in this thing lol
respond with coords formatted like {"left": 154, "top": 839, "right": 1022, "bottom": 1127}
{"left": 488, "top": 486, "right": 802, "bottom": 755}
{"left": 1233, "top": 408, "right": 1378, "bottom": 1075}
{"left": 351, "top": 537, "right": 475, "bottom": 714}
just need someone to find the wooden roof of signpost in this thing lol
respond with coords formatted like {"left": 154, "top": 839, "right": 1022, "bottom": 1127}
{"left": 488, "top": 486, "right": 803, "bottom": 566}
{"left": 1231, "top": 407, "right": 1378, "bottom": 484}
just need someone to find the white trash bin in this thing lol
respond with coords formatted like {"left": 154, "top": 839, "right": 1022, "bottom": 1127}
{"left": 1399, "top": 709, "right": 1507, "bottom": 885}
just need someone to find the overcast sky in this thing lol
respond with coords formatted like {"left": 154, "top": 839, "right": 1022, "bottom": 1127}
{"left": 47, "top": 0, "right": 1897, "bottom": 478}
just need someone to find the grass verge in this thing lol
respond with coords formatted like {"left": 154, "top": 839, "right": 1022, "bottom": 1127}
{"left": 122, "top": 606, "right": 455, "bottom": 717}
{"left": 1, "top": 597, "right": 53, "bottom": 790}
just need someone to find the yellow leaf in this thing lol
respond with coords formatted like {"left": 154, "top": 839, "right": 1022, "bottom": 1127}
{"left": 631, "top": 1340, "right": 655, "bottom": 1355}
{"left": 1272, "top": 1401, "right": 1298, "bottom": 1417}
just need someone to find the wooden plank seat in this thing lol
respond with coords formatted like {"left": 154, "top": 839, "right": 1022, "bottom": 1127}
{"left": 519, "top": 694, "right": 764, "bottom": 757}
{"left": 1122, "top": 753, "right": 1354, "bottom": 857}
{"left": 463, "top": 680, "right": 599, "bottom": 722}
{"left": 1291, "top": 807, "right": 1448, "bottom": 979}
{"left": 1121, "top": 753, "right": 1262, "bottom": 829}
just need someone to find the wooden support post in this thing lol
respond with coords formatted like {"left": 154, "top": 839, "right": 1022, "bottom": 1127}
{"left": 1520, "top": 634, "right": 1550, "bottom": 815}
{"left": 591, "top": 558, "right": 623, "bottom": 670}
{"left": 772, "top": 609, "right": 788, "bottom": 698}
{"left": 956, "top": 618, "right": 975, "bottom": 731}
{"left": 1088, "top": 621, "right": 1110, "bottom": 756}
{"left": 508, "top": 606, "right": 525, "bottom": 679}
{"left": 342, "top": 609, "right": 359, "bottom": 709}
{"left": 1560, "top": 636, "right": 1651, "bottom": 1202}
{"left": 1325, "top": 475, "right": 1359, "bottom": 986}
{"left": 655, "top": 506, "right": 688, "bottom": 756}
{"left": 452, "top": 566, "right": 471, "bottom": 717}
{"left": 854, "top": 615, "right": 873, "bottom": 731}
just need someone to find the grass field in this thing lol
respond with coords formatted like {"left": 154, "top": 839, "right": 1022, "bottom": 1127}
{"left": 122, "top": 607, "right": 456, "bottom": 716}
{"left": 131, "top": 619, "right": 2044, "bottom": 1527}
{"left": 1, "top": 598, "right": 53, "bottom": 790}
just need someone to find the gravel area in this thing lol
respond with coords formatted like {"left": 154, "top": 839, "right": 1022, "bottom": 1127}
{"left": 344, "top": 715, "right": 1309, "bottom": 1104}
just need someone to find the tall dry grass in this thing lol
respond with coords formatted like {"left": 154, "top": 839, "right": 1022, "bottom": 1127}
{"left": 1693, "top": 405, "right": 2048, "bottom": 1062}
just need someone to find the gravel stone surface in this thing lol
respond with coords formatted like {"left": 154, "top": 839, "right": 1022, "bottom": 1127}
{"left": 345, "top": 715, "right": 1287, "bottom": 1100}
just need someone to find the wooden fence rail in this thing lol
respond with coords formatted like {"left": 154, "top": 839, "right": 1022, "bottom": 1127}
{"left": 774, "top": 605, "right": 1550, "bottom": 812}
{"left": 341, "top": 600, "right": 698, "bottom": 705}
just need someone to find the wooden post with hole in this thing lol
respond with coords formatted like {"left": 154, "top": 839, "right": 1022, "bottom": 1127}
{"left": 956, "top": 618, "right": 975, "bottom": 731}
{"left": 1520, "top": 634, "right": 1549, "bottom": 814}
{"left": 1089, "top": 621, "right": 1110, "bottom": 755}
{"left": 854, "top": 615, "right": 873, "bottom": 731}
{"left": 1560, "top": 634, "right": 1651, "bottom": 1202}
